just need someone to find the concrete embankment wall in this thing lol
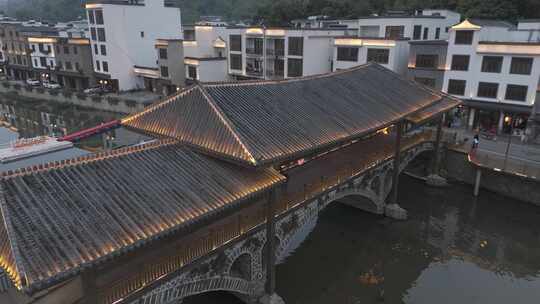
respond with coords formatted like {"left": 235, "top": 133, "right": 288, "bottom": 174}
{"left": 444, "top": 149, "right": 540, "bottom": 206}
{"left": 0, "top": 83, "right": 147, "bottom": 114}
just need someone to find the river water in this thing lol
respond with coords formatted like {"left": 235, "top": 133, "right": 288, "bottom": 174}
{"left": 3, "top": 99, "right": 540, "bottom": 304}
{"left": 186, "top": 175, "right": 540, "bottom": 304}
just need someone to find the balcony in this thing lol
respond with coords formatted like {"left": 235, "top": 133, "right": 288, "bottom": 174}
{"left": 246, "top": 47, "right": 263, "bottom": 56}
{"left": 266, "top": 48, "right": 285, "bottom": 57}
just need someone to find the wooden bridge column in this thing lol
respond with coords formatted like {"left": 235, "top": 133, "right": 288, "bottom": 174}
{"left": 265, "top": 189, "right": 277, "bottom": 295}
{"left": 390, "top": 121, "right": 403, "bottom": 205}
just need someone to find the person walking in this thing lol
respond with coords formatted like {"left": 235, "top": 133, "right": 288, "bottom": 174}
{"left": 472, "top": 134, "right": 480, "bottom": 150}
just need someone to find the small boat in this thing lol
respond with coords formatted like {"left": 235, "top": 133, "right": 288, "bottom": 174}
{"left": 0, "top": 136, "right": 74, "bottom": 163}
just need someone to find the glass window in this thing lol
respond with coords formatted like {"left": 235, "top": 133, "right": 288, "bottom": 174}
{"left": 75, "top": 62, "right": 80, "bottom": 70}
{"left": 97, "top": 28, "right": 106, "bottom": 42}
{"left": 367, "top": 49, "right": 389, "bottom": 64}
{"left": 160, "top": 65, "right": 168, "bottom": 77}
{"left": 337, "top": 47, "right": 358, "bottom": 62}
{"left": 447, "top": 79, "right": 466, "bottom": 95}
{"left": 95, "top": 10, "right": 104, "bottom": 25}
{"left": 413, "top": 25, "right": 422, "bottom": 40}
{"left": 230, "top": 35, "right": 242, "bottom": 52}
{"left": 415, "top": 54, "right": 438, "bottom": 68}
{"left": 510, "top": 57, "right": 533, "bottom": 75}
{"left": 288, "top": 37, "right": 304, "bottom": 56}
{"left": 451, "top": 55, "right": 469, "bottom": 71}
{"left": 287, "top": 58, "right": 303, "bottom": 77}
{"left": 73, "top": 46, "right": 78, "bottom": 55}
{"left": 481, "top": 56, "right": 503, "bottom": 73}
{"left": 455, "top": 30, "right": 474, "bottom": 45}
{"left": 140, "top": 31, "right": 144, "bottom": 38}
{"left": 477, "top": 82, "right": 499, "bottom": 99}
{"left": 90, "top": 28, "right": 97, "bottom": 41}
{"left": 230, "top": 54, "right": 242, "bottom": 70}
{"left": 435, "top": 28, "right": 441, "bottom": 39}
{"left": 100, "top": 45, "right": 107, "bottom": 56}
{"left": 385, "top": 26, "right": 404, "bottom": 39}
{"left": 505, "top": 85, "right": 528, "bottom": 102}
{"left": 94, "top": 44, "right": 98, "bottom": 55}
{"left": 414, "top": 77, "right": 436, "bottom": 88}
{"left": 65, "top": 61, "right": 72, "bottom": 70}
{"left": 159, "top": 48, "right": 168, "bottom": 60}
{"left": 102, "top": 61, "right": 108, "bottom": 72}
{"left": 63, "top": 46, "right": 70, "bottom": 54}
{"left": 95, "top": 60, "right": 100, "bottom": 71}
{"left": 423, "top": 28, "right": 429, "bottom": 40}
{"left": 188, "top": 66, "right": 197, "bottom": 79}
{"left": 88, "top": 10, "right": 95, "bottom": 24}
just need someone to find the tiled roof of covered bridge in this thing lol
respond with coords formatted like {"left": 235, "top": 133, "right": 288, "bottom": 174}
{"left": 0, "top": 141, "right": 284, "bottom": 292}
{"left": 123, "top": 63, "right": 459, "bottom": 167}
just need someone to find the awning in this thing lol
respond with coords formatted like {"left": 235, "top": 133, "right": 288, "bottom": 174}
{"left": 406, "top": 97, "right": 462, "bottom": 124}
{"left": 464, "top": 99, "right": 532, "bottom": 115}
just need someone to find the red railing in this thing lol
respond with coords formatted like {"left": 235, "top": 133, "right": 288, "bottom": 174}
{"left": 58, "top": 120, "right": 121, "bottom": 142}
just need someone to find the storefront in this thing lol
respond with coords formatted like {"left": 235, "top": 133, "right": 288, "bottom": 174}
{"left": 463, "top": 99, "right": 532, "bottom": 136}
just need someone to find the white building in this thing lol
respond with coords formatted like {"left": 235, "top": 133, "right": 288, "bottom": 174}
{"left": 85, "top": 0, "right": 183, "bottom": 91}
{"left": 332, "top": 37, "right": 410, "bottom": 75}
{"left": 182, "top": 25, "right": 229, "bottom": 82}
{"left": 27, "top": 36, "right": 57, "bottom": 81}
{"left": 441, "top": 19, "right": 540, "bottom": 134}
{"left": 226, "top": 27, "right": 354, "bottom": 80}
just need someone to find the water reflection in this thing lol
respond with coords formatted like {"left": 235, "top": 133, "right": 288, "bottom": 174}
{"left": 185, "top": 176, "right": 540, "bottom": 304}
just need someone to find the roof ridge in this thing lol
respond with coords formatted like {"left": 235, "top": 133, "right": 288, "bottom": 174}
{"left": 203, "top": 63, "right": 374, "bottom": 88}
{"left": 0, "top": 138, "right": 179, "bottom": 180}
{"left": 197, "top": 84, "right": 258, "bottom": 165}
{"left": 0, "top": 192, "right": 25, "bottom": 289}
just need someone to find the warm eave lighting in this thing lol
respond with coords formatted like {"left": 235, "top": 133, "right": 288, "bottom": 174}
{"left": 363, "top": 39, "right": 396, "bottom": 47}
{"left": 133, "top": 67, "right": 160, "bottom": 79}
{"left": 246, "top": 28, "right": 264, "bottom": 35}
{"left": 183, "top": 41, "right": 197, "bottom": 47}
{"left": 213, "top": 39, "right": 226, "bottom": 48}
{"left": 334, "top": 38, "right": 363, "bottom": 46}
{"left": 266, "top": 29, "right": 286, "bottom": 36}
{"left": 477, "top": 43, "right": 540, "bottom": 55}
{"left": 68, "top": 39, "right": 90, "bottom": 45}
{"left": 184, "top": 58, "right": 200, "bottom": 66}
{"left": 28, "top": 37, "right": 57, "bottom": 43}
{"left": 195, "top": 26, "right": 213, "bottom": 31}
{"left": 85, "top": 4, "right": 102, "bottom": 9}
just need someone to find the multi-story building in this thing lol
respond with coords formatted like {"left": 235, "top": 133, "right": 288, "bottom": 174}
{"left": 295, "top": 10, "right": 461, "bottom": 41}
{"left": 85, "top": 0, "right": 183, "bottom": 92}
{"left": 444, "top": 19, "right": 540, "bottom": 135}
{"left": 226, "top": 27, "right": 354, "bottom": 80}
{"left": 28, "top": 36, "right": 57, "bottom": 82}
{"left": 332, "top": 37, "right": 410, "bottom": 75}
{"left": 407, "top": 39, "right": 448, "bottom": 89}
{"left": 183, "top": 25, "right": 228, "bottom": 82}
{"left": 54, "top": 38, "right": 96, "bottom": 90}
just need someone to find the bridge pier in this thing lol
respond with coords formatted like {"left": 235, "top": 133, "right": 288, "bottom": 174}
{"left": 386, "top": 121, "right": 408, "bottom": 220}
{"left": 427, "top": 114, "right": 448, "bottom": 187}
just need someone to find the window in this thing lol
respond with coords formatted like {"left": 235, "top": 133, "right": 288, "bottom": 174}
{"left": 94, "top": 44, "right": 98, "bottom": 55}
{"left": 91, "top": 28, "right": 97, "bottom": 41}
{"left": 288, "top": 37, "right": 304, "bottom": 56}
{"left": 95, "top": 10, "right": 104, "bottom": 25}
{"left": 100, "top": 45, "right": 107, "bottom": 56}
{"left": 477, "top": 82, "right": 499, "bottom": 99}
{"left": 413, "top": 25, "right": 422, "bottom": 40}
{"left": 65, "top": 61, "right": 73, "bottom": 70}
{"left": 57, "top": 61, "right": 62, "bottom": 69}
{"left": 188, "top": 65, "right": 197, "bottom": 79}
{"left": 415, "top": 54, "right": 438, "bottom": 68}
{"left": 423, "top": 28, "right": 429, "bottom": 40}
{"left": 337, "top": 47, "right": 358, "bottom": 62}
{"left": 451, "top": 55, "right": 469, "bottom": 71}
{"left": 63, "top": 46, "right": 70, "bottom": 54}
{"left": 435, "top": 27, "right": 441, "bottom": 39}
{"left": 102, "top": 61, "right": 109, "bottom": 72}
{"left": 510, "top": 57, "right": 533, "bottom": 75}
{"left": 287, "top": 58, "right": 303, "bottom": 77}
{"left": 75, "top": 62, "right": 80, "bottom": 70}
{"left": 455, "top": 30, "right": 474, "bottom": 45}
{"left": 56, "top": 45, "right": 60, "bottom": 53}
{"left": 415, "top": 77, "right": 436, "bottom": 88}
{"left": 447, "top": 79, "right": 466, "bottom": 95}
{"left": 31, "top": 44, "right": 36, "bottom": 52}
{"left": 88, "top": 10, "right": 95, "bottom": 24}
{"left": 159, "top": 48, "right": 168, "bottom": 60}
{"left": 140, "top": 31, "right": 144, "bottom": 38}
{"left": 95, "top": 60, "right": 100, "bottom": 71}
{"left": 385, "top": 26, "right": 404, "bottom": 39}
{"left": 33, "top": 59, "right": 38, "bottom": 67}
{"left": 40, "top": 57, "right": 47, "bottom": 67}
{"left": 505, "top": 85, "right": 528, "bottom": 102}
{"left": 445, "top": 27, "right": 449, "bottom": 33}
{"left": 230, "top": 35, "right": 242, "bottom": 52}
{"left": 230, "top": 54, "right": 242, "bottom": 70}
{"left": 367, "top": 48, "right": 389, "bottom": 64}
{"left": 73, "top": 46, "right": 78, "bottom": 54}
{"left": 160, "top": 65, "right": 168, "bottom": 77}
{"left": 481, "top": 56, "right": 503, "bottom": 73}
{"left": 97, "top": 28, "right": 106, "bottom": 42}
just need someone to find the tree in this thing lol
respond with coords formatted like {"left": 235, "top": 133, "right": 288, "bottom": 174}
{"left": 457, "top": 0, "right": 518, "bottom": 20}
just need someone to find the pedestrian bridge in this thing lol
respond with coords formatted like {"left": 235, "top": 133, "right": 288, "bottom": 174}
{"left": 0, "top": 63, "right": 460, "bottom": 304}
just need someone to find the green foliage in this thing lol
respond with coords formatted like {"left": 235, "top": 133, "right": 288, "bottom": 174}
{"left": 6, "top": 0, "right": 539, "bottom": 24}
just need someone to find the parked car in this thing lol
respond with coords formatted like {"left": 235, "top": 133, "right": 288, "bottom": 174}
{"left": 83, "top": 86, "right": 105, "bottom": 95}
{"left": 26, "top": 79, "right": 41, "bottom": 86}
{"left": 43, "top": 82, "right": 61, "bottom": 90}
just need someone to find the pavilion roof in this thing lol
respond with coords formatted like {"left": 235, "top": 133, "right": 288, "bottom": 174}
{"left": 0, "top": 140, "right": 284, "bottom": 293}
{"left": 123, "top": 63, "right": 460, "bottom": 167}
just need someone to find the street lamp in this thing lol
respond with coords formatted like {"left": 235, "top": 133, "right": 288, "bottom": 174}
{"left": 503, "top": 115, "right": 513, "bottom": 170}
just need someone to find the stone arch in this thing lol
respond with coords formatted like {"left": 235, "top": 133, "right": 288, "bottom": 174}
{"left": 229, "top": 253, "right": 252, "bottom": 281}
